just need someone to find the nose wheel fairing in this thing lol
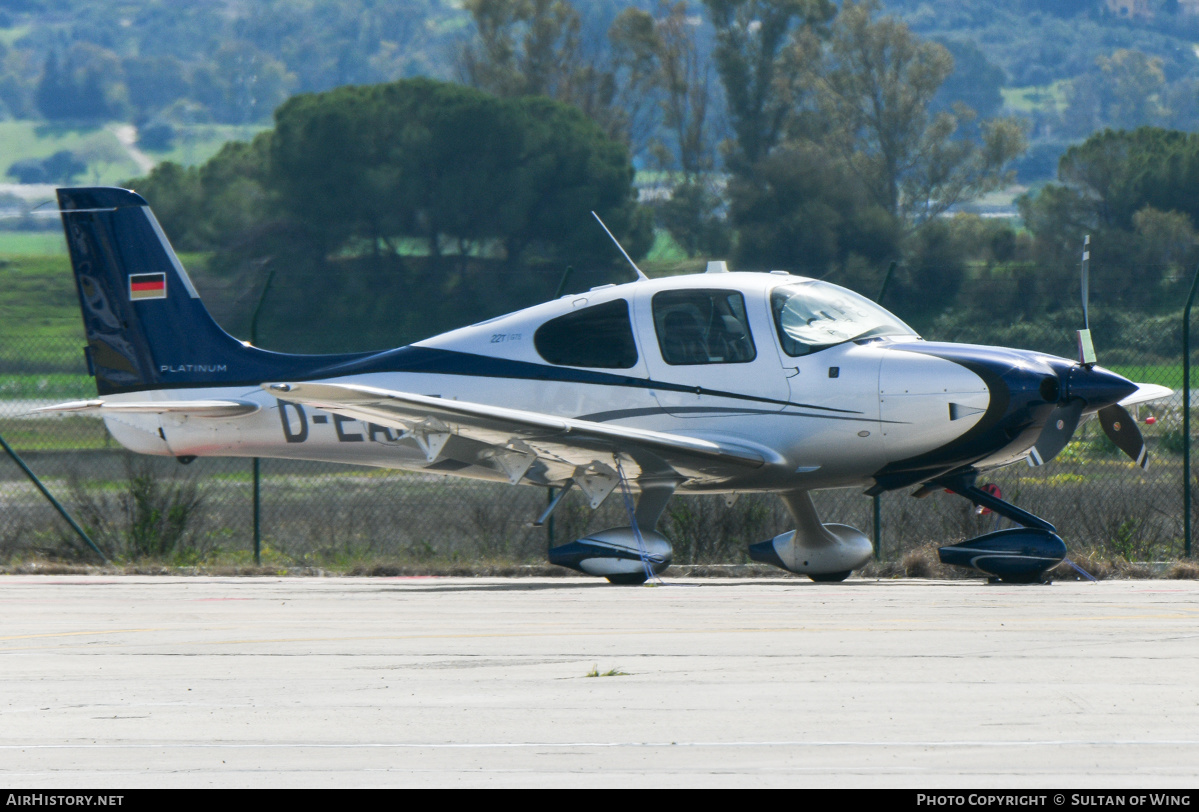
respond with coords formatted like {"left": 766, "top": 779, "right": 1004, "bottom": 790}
{"left": 938, "top": 528, "right": 1067, "bottom": 584}
{"left": 936, "top": 477, "right": 1066, "bottom": 582}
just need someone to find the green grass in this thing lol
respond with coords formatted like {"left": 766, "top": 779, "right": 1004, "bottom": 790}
{"left": 1107, "top": 364, "right": 1183, "bottom": 388}
{"left": 0, "top": 232, "right": 65, "bottom": 255}
{"left": 0, "top": 253, "right": 88, "bottom": 373}
{"left": 645, "top": 228, "right": 687, "bottom": 263}
{"left": 0, "top": 121, "right": 141, "bottom": 186}
{"left": 0, "top": 416, "right": 111, "bottom": 451}
{"left": 0, "top": 254, "right": 83, "bottom": 343}
{"left": 0, "top": 118, "right": 265, "bottom": 188}
{"left": 1001, "top": 81, "right": 1071, "bottom": 113}
{"left": 641, "top": 230, "right": 709, "bottom": 277}
{"left": 0, "top": 373, "right": 93, "bottom": 399}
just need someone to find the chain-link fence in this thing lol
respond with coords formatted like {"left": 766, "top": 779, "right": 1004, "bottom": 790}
{"left": 0, "top": 278, "right": 1194, "bottom": 569}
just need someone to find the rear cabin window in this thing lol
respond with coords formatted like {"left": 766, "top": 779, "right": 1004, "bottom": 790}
{"left": 533, "top": 298, "right": 639, "bottom": 369}
{"left": 652, "top": 289, "right": 756, "bottom": 365}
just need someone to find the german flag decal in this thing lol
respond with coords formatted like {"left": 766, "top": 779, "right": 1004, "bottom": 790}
{"left": 129, "top": 272, "right": 166, "bottom": 301}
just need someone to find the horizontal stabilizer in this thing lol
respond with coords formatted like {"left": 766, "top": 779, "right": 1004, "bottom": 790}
{"left": 34, "top": 399, "right": 260, "bottom": 418}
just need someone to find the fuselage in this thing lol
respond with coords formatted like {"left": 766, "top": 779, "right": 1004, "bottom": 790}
{"left": 94, "top": 270, "right": 1136, "bottom": 496}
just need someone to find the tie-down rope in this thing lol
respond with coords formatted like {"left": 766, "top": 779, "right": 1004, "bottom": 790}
{"left": 614, "top": 457, "right": 662, "bottom": 585}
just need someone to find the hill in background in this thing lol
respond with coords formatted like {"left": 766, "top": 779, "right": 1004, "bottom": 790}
{"left": 0, "top": 1, "right": 1195, "bottom": 188}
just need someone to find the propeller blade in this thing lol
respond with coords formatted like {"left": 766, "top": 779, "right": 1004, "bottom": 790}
{"left": 1077, "top": 235, "right": 1097, "bottom": 365}
{"left": 1027, "top": 400, "right": 1084, "bottom": 467}
{"left": 1098, "top": 404, "right": 1148, "bottom": 469}
{"left": 1081, "top": 234, "right": 1090, "bottom": 330}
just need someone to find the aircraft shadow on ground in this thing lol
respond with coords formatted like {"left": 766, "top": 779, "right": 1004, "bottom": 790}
{"left": 365, "top": 578, "right": 871, "bottom": 594}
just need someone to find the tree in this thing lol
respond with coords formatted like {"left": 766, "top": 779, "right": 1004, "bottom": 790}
{"left": 652, "top": 1, "right": 715, "bottom": 179}
{"left": 729, "top": 140, "right": 898, "bottom": 274}
{"left": 191, "top": 42, "right": 294, "bottom": 124}
{"left": 931, "top": 38, "right": 1005, "bottom": 123}
{"left": 643, "top": 2, "right": 728, "bottom": 259}
{"left": 1056, "top": 127, "right": 1199, "bottom": 230}
{"left": 657, "top": 181, "right": 731, "bottom": 258}
{"left": 34, "top": 53, "right": 71, "bottom": 120}
{"left": 122, "top": 55, "right": 190, "bottom": 121}
{"left": 498, "top": 95, "right": 653, "bottom": 266}
{"left": 268, "top": 78, "right": 647, "bottom": 267}
{"left": 1018, "top": 127, "right": 1199, "bottom": 311}
{"left": 7, "top": 157, "right": 47, "bottom": 184}
{"left": 601, "top": 6, "right": 663, "bottom": 157}
{"left": 457, "top": 0, "right": 581, "bottom": 100}
{"left": 810, "top": 0, "right": 1025, "bottom": 229}
{"left": 1064, "top": 49, "right": 1170, "bottom": 136}
{"left": 39, "top": 150, "right": 87, "bottom": 184}
{"left": 456, "top": 0, "right": 662, "bottom": 157}
{"left": 703, "top": 0, "right": 835, "bottom": 169}
{"left": 35, "top": 45, "right": 127, "bottom": 122}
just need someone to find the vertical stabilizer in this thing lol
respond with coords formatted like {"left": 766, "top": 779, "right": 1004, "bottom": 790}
{"left": 58, "top": 187, "right": 367, "bottom": 395}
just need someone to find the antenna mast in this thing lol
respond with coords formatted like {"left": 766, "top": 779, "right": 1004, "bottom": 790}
{"left": 591, "top": 211, "right": 648, "bottom": 281}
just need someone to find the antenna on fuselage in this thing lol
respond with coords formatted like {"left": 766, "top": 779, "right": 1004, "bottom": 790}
{"left": 591, "top": 211, "right": 649, "bottom": 282}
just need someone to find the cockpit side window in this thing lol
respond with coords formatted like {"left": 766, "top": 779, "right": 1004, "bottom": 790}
{"left": 652, "top": 289, "right": 757, "bottom": 365}
{"left": 533, "top": 298, "right": 639, "bottom": 369}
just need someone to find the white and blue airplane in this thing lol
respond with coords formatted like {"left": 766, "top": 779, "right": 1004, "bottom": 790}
{"left": 41, "top": 187, "right": 1170, "bottom": 583}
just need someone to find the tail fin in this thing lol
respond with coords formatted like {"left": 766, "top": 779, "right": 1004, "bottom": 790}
{"left": 58, "top": 187, "right": 368, "bottom": 395}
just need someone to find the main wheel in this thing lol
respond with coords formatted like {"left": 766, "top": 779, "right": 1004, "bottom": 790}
{"left": 808, "top": 570, "right": 852, "bottom": 583}
{"left": 605, "top": 572, "right": 649, "bottom": 585}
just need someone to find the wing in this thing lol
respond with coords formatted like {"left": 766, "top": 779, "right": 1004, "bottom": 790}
{"left": 263, "top": 381, "right": 764, "bottom": 487}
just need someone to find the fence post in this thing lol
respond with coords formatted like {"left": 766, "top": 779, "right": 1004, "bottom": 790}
{"left": 249, "top": 455, "right": 258, "bottom": 563}
{"left": 872, "top": 493, "right": 881, "bottom": 559}
{"left": 1183, "top": 266, "right": 1199, "bottom": 558}
{"left": 249, "top": 265, "right": 275, "bottom": 567}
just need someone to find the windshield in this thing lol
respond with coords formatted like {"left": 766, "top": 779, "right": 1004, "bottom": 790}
{"left": 771, "top": 281, "right": 917, "bottom": 356}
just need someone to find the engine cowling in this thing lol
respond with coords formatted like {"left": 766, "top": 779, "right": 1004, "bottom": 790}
{"left": 548, "top": 527, "right": 672, "bottom": 581}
